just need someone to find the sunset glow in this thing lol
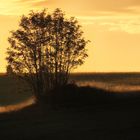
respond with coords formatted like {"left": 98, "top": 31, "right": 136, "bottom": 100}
{"left": 1, "top": 0, "right": 140, "bottom": 72}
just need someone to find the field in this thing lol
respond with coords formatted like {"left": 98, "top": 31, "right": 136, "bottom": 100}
{"left": 0, "top": 73, "right": 140, "bottom": 140}
{"left": 1, "top": 73, "right": 140, "bottom": 107}
{"left": 71, "top": 72, "right": 140, "bottom": 92}
{"left": 0, "top": 75, "right": 33, "bottom": 105}
{"left": 1, "top": 72, "right": 140, "bottom": 99}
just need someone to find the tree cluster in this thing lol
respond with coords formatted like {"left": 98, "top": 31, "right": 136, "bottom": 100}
{"left": 7, "top": 9, "right": 89, "bottom": 101}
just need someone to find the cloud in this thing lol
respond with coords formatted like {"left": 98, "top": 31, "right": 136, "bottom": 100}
{"left": 2, "top": 0, "right": 140, "bottom": 34}
{"left": 1, "top": 0, "right": 140, "bottom": 16}
{"left": 0, "top": 0, "right": 48, "bottom": 15}
{"left": 77, "top": 15, "right": 140, "bottom": 34}
{"left": 20, "top": 0, "right": 140, "bottom": 15}
{"left": 17, "top": 0, "right": 46, "bottom": 3}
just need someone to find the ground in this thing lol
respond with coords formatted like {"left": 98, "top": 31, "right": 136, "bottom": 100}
{"left": 0, "top": 74, "right": 140, "bottom": 140}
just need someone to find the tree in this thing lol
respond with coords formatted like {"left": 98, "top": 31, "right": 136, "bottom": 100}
{"left": 7, "top": 8, "right": 89, "bottom": 102}
{"left": 6, "top": 65, "right": 13, "bottom": 75}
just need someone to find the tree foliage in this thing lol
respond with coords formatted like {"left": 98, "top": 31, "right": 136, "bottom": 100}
{"left": 7, "top": 9, "right": 89, "bottom": 101}
{"left": 6, "top": 65, "right": 13, "bottom": 75}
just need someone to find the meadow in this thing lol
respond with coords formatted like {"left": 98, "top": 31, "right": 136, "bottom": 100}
{"left": 0, "top": 73, "right": 140, "bottom": 140}
{"left": 71, "top": 72, "right": 140, "bottom": 92}
{"left": 1, "top": 72, "right": 140, "bottom": 107}
{"left": 0, "top": 74, "right": 33, "bottom": 106}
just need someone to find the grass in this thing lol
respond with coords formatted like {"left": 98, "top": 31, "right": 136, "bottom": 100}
{"left": 0, "top": 75, "right": 32, "bottom": 106}
{"left": 0, "top": 73, "right": 140, "bottom": 140}
{"left": 70, "top": 72, "right": 140, "bottom": 92}
{"left": 70, "top": 72, "right": 140, "bottom": 85}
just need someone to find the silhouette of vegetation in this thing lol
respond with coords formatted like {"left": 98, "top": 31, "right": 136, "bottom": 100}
{"left": 6, "top": 65, "right": 13, "bottom": 75}
{"left": 7, "top": 8, "right": 89, "bottom": 102}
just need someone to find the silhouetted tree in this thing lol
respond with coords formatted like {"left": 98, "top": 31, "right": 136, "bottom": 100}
{"left": 7, "top": 9, "right": 89, "bottom": 102}
{"left": 6, "top": 65, "right": 13, "bottom": 75}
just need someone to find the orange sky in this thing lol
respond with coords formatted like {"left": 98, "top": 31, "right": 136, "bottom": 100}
{"left": 0, "top": 0, "right": 140, "bottom": 72}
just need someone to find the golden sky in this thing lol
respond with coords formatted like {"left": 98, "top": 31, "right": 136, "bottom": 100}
{"left": 0, "top": 0, "right": 140, "bottom": 72}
